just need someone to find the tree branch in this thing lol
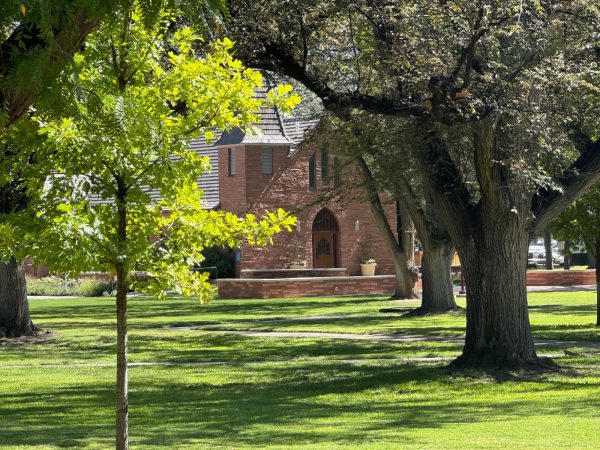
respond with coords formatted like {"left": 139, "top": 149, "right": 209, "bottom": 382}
{"left": 248, "top": 39, "right": 423, "bottom": 118}
{"left": 531, "top": 139, "right": 600, "bottom": 233}
{"left": 1, "top": 10, "right": 101, "bottom": 128}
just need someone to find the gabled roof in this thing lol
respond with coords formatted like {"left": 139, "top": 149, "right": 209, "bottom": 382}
{"left": 216, "top": 84, "right": 293, "bottom": 146}
{"left": 283, "top": 117, "right": 321, "bottom": 146}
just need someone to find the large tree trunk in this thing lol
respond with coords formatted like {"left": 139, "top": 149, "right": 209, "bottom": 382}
{"left": 588, "top": 251, "right": 597, "bottom": 270}
{"left": 451, "top": 222, "right": 548, "bottom": 370}
{"left": 0, "top": 258, "right": 36, "bottom": 337}
{"left": 543, "top": 229, "right": 553, "bottom": 270}
{"left": 418, "top": 240, "right": 456, "bottom": 314}
{"left": 414, "top": 120, "right": 547, "bottom": 370}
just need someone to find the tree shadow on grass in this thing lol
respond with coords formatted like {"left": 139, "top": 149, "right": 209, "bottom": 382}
{"left": 528, "top": 304, "right": 596, "bottom": 316}
{"left": 126, "top": 333, "right": 463, "bottom": 364}
{"left": 2, "top": 361, "right": 600, "bottom": 449}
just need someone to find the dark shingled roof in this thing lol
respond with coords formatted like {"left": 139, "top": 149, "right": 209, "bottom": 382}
{"left": 89, "top": 80, "right": 320, "bottom": 210}
{"left": 191, "top": 134, "right": 220, "bottom": 210}
{"left": 283, "top": 117, "right": 320, "bottom": 146}
{"left": 88, "top": 132, "right": 221, "bottom": 210}
{"left": 216, "top": 85, "right": 293, "bottom": 146}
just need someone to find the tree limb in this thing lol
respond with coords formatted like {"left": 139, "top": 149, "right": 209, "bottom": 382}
{"left": 531, "top": 139, "right": 600, "bottom": 233}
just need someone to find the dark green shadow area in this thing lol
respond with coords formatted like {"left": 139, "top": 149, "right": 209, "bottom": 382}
{"left": 0, "top": 292, "right": 598, "bottom": 448}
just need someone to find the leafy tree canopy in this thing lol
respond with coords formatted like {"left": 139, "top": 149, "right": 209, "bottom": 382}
{"left": 1, "top": 2, "right": 299, "bottom": 299}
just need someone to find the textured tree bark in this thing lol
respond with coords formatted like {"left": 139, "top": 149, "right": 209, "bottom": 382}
{"left": 115, "top": 261, "right": 128, "bottom": 450}
{"left": 451, "top": 224, "right": 550, "bottom": 369}
{"left": 355, "top": 157, "right": 418, "bottom": 299}
{"left": 115, "top": 183, "right": 129, "bottom": 450}
{"left": 543, "top": 229, "right": 553, "bottom": 270}
{"left": 595, "top": 237, "right": 599, "bottom": 327}
{"left": 417, "top": 241, "right": 456, "bottom": 315}
{"left": 564, "top": 240, "right": 571, "bottom": 270}
{"left": 391, "top": 201, "right": 419, "bottom": 300}
{"left": 0, "top": 258, "right": 36, "bottom": 337}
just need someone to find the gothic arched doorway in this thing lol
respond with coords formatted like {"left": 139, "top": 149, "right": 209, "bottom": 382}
{"left": 312, "top": 209, "right": 339, "bottom": 268}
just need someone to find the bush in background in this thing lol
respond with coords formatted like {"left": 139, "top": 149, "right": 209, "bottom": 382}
{"left": 198, "top": 246, "right": 235, "bottom": 279}
{"left": 26, "top": 276, "right": 113, "bottom": 296}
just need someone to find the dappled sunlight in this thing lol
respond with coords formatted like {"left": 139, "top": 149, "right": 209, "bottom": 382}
{"left": 1, "top": 292, "right": 599, "bottom": 448}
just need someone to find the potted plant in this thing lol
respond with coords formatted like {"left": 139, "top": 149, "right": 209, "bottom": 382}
{"left": 360, "top": 258, "right": 377, "bottom": 276}
{"left": 288, "top": 260, "right": 307, "bottom": 270}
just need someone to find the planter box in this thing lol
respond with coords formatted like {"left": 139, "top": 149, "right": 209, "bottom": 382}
{"left": 360, "top": 263, "right": 377, "bottom": 276}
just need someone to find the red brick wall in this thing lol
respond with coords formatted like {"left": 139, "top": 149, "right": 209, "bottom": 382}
{"left": 219, "top": 145, "right": 246, "bottom": 214}
{"left": 526, "top": 270, "right": 596, "bottom": 286}
{"left": 240, "top": 268, "right": 347, "bottom": 278}
{"left": 217, "top": 275, "right": 396, "bottom": 299}
{"left": 218, "top": 141, "right": 398, "bottom": 276}
{"left": 24, "top": 258, "right": 49, "bottom": 278}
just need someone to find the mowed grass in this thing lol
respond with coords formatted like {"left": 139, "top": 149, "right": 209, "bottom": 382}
{"left": 0, "top": 291, "right": 599, "bottom": 449}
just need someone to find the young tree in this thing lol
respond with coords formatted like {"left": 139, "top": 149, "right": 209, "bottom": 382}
{"left": 20, "top": 5, "right": 298, "bottom": 448}
{"left": 228, "top": 0, "right": 600, "bottom": 369}
{"left": 552, "top": 183, "right": 600, "bottom": 326}
{"left": 0, "top": 0, "right": 228, "bottom": 337}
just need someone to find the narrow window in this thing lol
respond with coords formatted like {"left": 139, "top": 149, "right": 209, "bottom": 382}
{"left": 321, "top": 145, "right": 329, "bottom": 179}
{"left": 333, "top": 156, "right": 342, "bottom": 188}
{"left": 228, "top": 148, "right": 236, "bottom": 176}
{"left": 261, "top": 148, "right": 273, "bottom": 174}
{"left": 309, "top": 153, "right": 316, "bottom": 190}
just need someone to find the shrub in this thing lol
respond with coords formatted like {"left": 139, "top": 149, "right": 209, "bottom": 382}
{"left": 77, "top": 279, "right": 113, "bottom": 297}
{"left": 198, "top": 246, "right": 235, "bottom": 279}
{"left": 26, "top": 276, "right": 113, "bottom": 297}
{"left": 26, "top": 276, "right": 71, "bottom": 296}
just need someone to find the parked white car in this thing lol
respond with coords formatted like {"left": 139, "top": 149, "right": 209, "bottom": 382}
{"left": 527, "top": 245, "right": 564, "bottom": 269}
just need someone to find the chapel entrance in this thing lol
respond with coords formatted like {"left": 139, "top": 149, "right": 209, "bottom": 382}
{"left": 312, "top": 209, "right": 339, "bottom": 268}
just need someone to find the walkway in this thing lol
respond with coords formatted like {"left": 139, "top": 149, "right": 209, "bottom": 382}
{"left": 197, "top": 329, "right": 600, "bottom": 351}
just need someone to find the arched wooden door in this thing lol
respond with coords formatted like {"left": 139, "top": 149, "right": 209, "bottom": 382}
{"left": 312, "top": 209, "right": 339, "bottom": 268}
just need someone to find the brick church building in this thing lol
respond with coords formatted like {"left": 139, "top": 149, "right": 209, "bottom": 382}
{"left": 192, "top": 84, "right": 398, "bottom": 291}
{"left": 26, "top": 83, "right": 400, "bottom": 297}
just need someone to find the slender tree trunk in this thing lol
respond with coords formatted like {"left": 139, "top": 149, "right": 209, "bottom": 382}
{"left": 595, "top": 237, "right": 599, "bottom": 327}
{"left": 115, "top": 182, "right": 129, "bottom": 450}
{"left": 393, "top": 174, "right": 457, "bottom": 314}
{"left": 115, "top": 262, "right": 128, "bottom": 450}
{"left": 543, "top": 229, "right": 553, "bottom": 270}
{"left": 417, "top": 240, "right": 456, "bottom": 314}
{"left": 588, "top": 252, "right": 597, "bottom": 270}
{"left": 564, "top": 240, "right": 571, "bottom": 270}
{"left": 451, "top": 224, "right": 549, "bottom": 370}
{"left": 356, "top": 157, "right": 418, "bottom": 299}
{"left": 0, "top": 258, "right": 37, "bottom": 337}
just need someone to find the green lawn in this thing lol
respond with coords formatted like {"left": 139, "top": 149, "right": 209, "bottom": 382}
{"left": 0, "top": 292, "right": 599, "bottom": 448}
